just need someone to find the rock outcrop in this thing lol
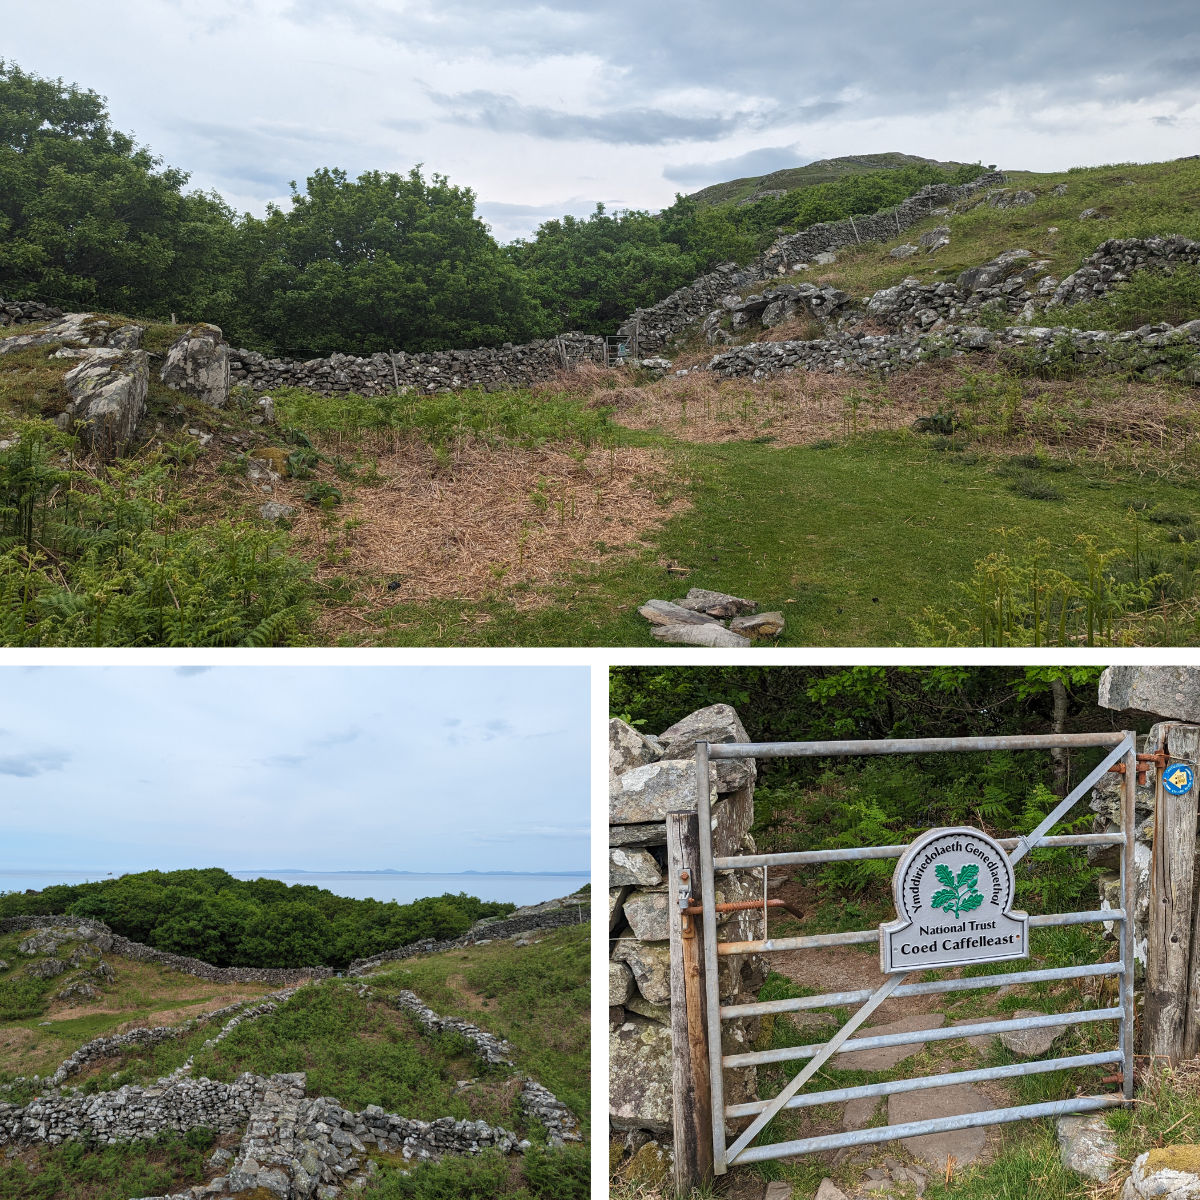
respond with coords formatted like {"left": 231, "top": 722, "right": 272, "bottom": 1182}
{"left": 160, "top": 323, "right": 230, "bottom": 407}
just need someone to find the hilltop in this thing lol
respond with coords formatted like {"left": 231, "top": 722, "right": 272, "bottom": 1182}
{"left": 684, "top": 151, "right": 975, "bottom": 208}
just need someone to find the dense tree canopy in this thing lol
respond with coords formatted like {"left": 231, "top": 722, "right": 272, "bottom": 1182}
{"left": 0, "top": 868, "right": 514, "bottom": 969}
{"left": 0, "top": 59, "right": 982, "bottom": 355}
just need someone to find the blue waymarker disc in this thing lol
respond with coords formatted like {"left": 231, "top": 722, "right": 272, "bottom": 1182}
{"left": 1163, "top": 762, "right": 1195, "bottom": 795}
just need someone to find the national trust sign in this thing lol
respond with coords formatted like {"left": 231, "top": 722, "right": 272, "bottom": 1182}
{"left": 880, "top": 826, "right": 1030, "bottom": 973}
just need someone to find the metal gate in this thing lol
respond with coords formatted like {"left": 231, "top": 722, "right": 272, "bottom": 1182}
{"left": 675, "top": 730, "right": 1136, "bottom": 1177}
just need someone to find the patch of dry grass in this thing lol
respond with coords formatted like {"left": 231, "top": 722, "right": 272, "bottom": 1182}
{"left": 285, "top": 435, "right": 686, "bottom": 634}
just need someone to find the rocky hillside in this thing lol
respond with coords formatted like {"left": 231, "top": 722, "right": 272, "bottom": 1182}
{"left": 0, "top": 896, "right": 589, "bottom": 1200}
{"left": 686, "top": 151, "right": 975, "bottom": 208}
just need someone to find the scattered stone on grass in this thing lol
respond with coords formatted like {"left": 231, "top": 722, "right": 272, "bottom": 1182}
{"left": 815, "top": 1180, "right": 850, "bottom": 1200}
{"left": 730, "top": 611, "right": 785, "bottom": 638}
{"left": 258, "top": 501, "right": 296, "bottom": 522}
{"left": 677, "top": 587, "right": 758, "bottom": 618}
{"left": 1057, "top": 1113, "right": 1118, "bottom": 1182}
{"left": 637, "top": 600, "right": 720, "bottom": 626}
{"left": 650, "top": 623, "right": 751, "bottom": 647}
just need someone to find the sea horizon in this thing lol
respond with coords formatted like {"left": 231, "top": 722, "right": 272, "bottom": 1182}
{"left": 0, "top": 868, "right": 589, "bottom": 908}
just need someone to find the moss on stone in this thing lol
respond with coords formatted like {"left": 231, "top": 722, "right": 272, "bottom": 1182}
{"left": 1144, "top": 1144, "right": 1200, "bottom": 1174}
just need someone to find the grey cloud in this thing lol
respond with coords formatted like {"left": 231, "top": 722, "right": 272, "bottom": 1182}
{"left": 664, "top": 145, "right": 812, "bottom": 188}
{"left": 1152, "top": 115, "right": 1179, "bottom": 126}
{"left": 262, "top": 754, "right": 308, "bottom": 768}
{"left": 0, "top": 750, "right": 70, "bottom": 778}
{"left": 313, "top": 728, "right": 361, "bottom": 747}
{"left": 428, "top": 90, "right": 763, "bottom": 144}
{"left": 174, "top": 666, "right": 212, "bottom": 677}
{"left": 288, "top": 1, "right": 1200, "bottom": 121}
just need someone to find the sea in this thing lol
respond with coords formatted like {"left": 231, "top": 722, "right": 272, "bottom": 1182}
{"left": 0, "top": 869, "right": 588, "bottom": 908}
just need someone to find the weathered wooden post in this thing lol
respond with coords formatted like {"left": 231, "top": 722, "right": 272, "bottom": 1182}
{"left": 667, "top": 809, "right": 714, "bottom": 1195}
{"left": 1146, "top": 723, "right": 1200, "bottom": 1062}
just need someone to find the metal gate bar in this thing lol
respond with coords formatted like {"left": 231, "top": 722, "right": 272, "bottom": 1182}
{"left": 723, "top": 960, "right": 1124, "bottom": 1018}
{"left": 717, "top": 907, "right": 1121, "bottom": 956}
{"left": 732, "top": 1096, "right": 1126, "bottom": 1165}
{"left": 724, "top": 1006, "right": 1123, "bottom": 1069}
{"left": 725, "top": 1050, "right": 1124, "bottom": 1119}
{"left": 692, "top": 730, "right": 1137, "bottom": 1173}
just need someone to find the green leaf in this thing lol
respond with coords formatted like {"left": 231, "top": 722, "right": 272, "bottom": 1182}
{"left": 934, "top": 864, "right": 955, "bottom": 888}
{"left": 930, "top": 888, "right": 957, "bottom": 910}
{"left": 960, "top": 892, "right": 984, "bottom": 912}
{"left": 956, "top": 864, "right": 979, "bottom": 887}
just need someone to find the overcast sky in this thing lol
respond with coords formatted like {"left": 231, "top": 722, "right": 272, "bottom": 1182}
{"left": 5, "top": 2, "right": 1200, "bottom": 239}
{"left": 0, "top": 666, "right": 588, "bottom": 874}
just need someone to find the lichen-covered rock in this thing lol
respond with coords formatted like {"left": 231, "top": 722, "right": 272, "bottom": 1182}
{"left": 609, "top": 1017, "right": 673, "bottom": 1132}
{"left": 610, "top": 960, "right": 635, "bottom": 1006}
{"left": 160, "top": 323, "right": 230, "bottom": 408}
{"left": 58, "top": 349, "right": 148, "bottom": 459}
{"left": 650, "top": 623, "right": 751, "bottom": 648}
{"left": 1057, "top": 1113, "right": 1118, "bottom": 1181}
{"left": 1122, "top": 1145, "right": 1200, "bottom": 1199}
{"left": 1099, "top": 666, "right": 1200, "bottom": 723}
{"left": 610, "top": 847, "right": 662, "bottom": 888}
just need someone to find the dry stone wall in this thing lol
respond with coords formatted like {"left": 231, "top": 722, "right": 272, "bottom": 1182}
{"left": 346, "top": 891, "right": 589, "bottom": 974}
{"left": 229, "top": 333, "right": 605, "bottom": 397}
{"left": 0, "top": 299, "right": 63, "bottom": 326}
{"left": 609, "top": 704, "right": 766, "bottom": 1139}
{"left": 0, "top": 917, "right": 332, "bottom": 985}
{"left": 1051, "top": 236, "right": 1200, "bottom": 307}
{"left": 702, "top": 318, "right": 1200, "bottom": 382}
{"left": 616, "top": 172, "right": 1005, "bottom": 355}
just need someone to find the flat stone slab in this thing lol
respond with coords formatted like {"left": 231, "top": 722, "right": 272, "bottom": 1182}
{"left": 950, "top": 1016, "right": 995, "bottom": 1053}
{"left": 650, "top": 623, "right": 751, "bottom": 648}
{"left": 834, "top": 1014, "right": 945, "bottom": 1070}
{"left": 887, "top": 1083, "right": 992, "bottom": 1168}
{"left": 638, "top": 599, "right": 719, "bottom": 626}
{"left": 998, "top": 1008, "right": 1065, "bottom": 1057}
{"left": 675, "top": 587, "right": 758, "bottom": 618}
{"left": 842, "top": 1095, "right": 879, "bottom": 1130}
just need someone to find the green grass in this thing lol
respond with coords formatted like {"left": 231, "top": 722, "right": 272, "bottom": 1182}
{"left": 756, "top": 157, "right": 1200, "bottom": 305}
{"left": 363, "top": 1143, "right": 589, "bottom": 1200}
{"left": 686, "top": 152, "right": 973, "bottom": 208}
{"left": 372, "top": 923, "right": 590, "bottom": 1132}
{"left": 0, "top": 1129, "right": 219, "bottom": 1200}
{"left": 346, "top": 429, "right": 1200, "bottom": 646}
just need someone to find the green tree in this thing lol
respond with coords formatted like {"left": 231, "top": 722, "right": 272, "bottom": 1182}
{"left": 238, "top": 167, "right": 540, "bottom": 356}
{"left": 0, "top": 59, "right": 240, "bottom": 320}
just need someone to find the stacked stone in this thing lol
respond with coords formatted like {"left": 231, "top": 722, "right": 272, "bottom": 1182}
{"left": 1051, "top": 236, "right": 1200, "bottom": 307}
{"left": 518, "top": 1078, "right": 582, "bottom": 1147}
{"left": 0, "top": 298, "right": 63, "bottom": 326}
{"left": 0, "top": 1072, "right": 267, "bottom": 1147}
{"left": 616, "top": 172, "right": 1005, "bottom": 356}
{"left": 704, "top": 318, "right": 1200, "bottom": 382}
{"left": 609, "top": 703, "right": 766, "bottom": 1140}
{"left": 228, "top": 333, "right": 605, "bottom": 397}
{"left": 0, "top": 916, "right": 332, "bottom": 986}
{"left": 700, "top": 283, "right": 853, "bottom": 346}
{"left": 864, "top": 250, "right": 1057, "bottom": 332}
{"left": 387, "top": 989, "right": 515, "bottom": 1067}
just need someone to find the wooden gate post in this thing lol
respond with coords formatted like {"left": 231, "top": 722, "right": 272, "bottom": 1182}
{"left": 1147, "top": 723, "right": 1200, "bottom": 1062}
{"left": 667, "top": 810, "right": 714, "bottom": 1195}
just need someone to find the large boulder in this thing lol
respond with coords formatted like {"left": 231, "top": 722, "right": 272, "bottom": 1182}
{"left": 609, "top": 718, "right": 662, "bottom": 776}
{"left": 1099, "top": 666, "right": 1200, "bottom": 722}
{"left": 161, "top": 323, "right": 230, "bottom": 407}
{"left": 958, "top": 249, "right": 1034, "bottom": 293}
{"left": 59, "top": 349, "right": 149, "bottom": 459}
{"left": 658, "top": 702, "right": 756, "bottom": 791}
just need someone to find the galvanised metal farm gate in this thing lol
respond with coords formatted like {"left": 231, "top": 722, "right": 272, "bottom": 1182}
{"left": 673, "top": 730, "right": 1136, "bottom": 1180}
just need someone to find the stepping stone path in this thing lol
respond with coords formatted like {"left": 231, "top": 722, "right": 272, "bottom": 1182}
{"left": 888, "top": 1082, "right": 992, "bottom": 1169}
{"left": 834, "top": 1014, "right": 945, "bottom": 1070}
{"left": 637, "top": 588, "right": 784, "bottom": 646}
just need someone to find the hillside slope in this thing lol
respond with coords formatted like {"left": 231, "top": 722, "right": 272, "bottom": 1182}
{"left": 686, "top": 151, "right": 975, "bottom": 208}
{"left": 0, "top": 903, "right": 589, "bottom": 1199}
